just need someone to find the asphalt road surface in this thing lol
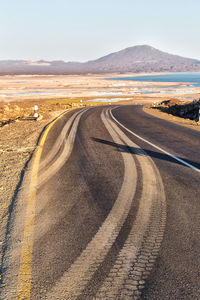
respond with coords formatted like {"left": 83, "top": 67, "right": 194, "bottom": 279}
{"left": 1, "top": 105, "right": 200, "bottom": 299}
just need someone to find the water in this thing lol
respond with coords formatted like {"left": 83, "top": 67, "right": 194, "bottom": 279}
{"left": 101, "top": 93, "right": 124, "bottom": 97}
{"left": 110, "top": 72, "right": 200, "bottom": 87}
{"left": 10, "top": 91, "right": 53, "bottom": 96}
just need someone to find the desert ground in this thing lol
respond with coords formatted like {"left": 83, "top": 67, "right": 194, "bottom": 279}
{"left": 1, "top": 73, "right": 200, "bottom": 124}
{"left": 0, "top": 73, "right": 200, "bottom": 275}
{"left": 1, "top": 73, "right": 200, "bottom": 104}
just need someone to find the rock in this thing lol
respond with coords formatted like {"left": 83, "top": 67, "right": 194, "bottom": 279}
{"left": 154, "top": 99, "right": 200, "bottom": 121}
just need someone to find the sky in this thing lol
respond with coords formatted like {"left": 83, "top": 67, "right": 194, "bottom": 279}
{"left": 1, "top": 0, "right": 200, "bottom": 62}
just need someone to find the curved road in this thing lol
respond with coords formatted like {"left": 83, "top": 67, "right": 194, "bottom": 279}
{"left": 1, "top": 105, "right": 200, "bottom": 299}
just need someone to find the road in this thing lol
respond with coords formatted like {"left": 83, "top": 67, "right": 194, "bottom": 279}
{"left": 1, "top": 105, "right": 200, "bottom": 299}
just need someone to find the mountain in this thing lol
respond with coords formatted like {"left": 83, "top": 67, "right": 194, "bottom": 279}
{"left": 84, "top": 45, "right": 200, "bottom": 73}
{"left": 0, "top": 45, "right": 200, "bottom": 74}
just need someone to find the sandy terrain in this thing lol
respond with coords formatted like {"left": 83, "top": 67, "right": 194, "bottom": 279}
{"left": 1, "top": 74, "right": 200, "bottom": 104}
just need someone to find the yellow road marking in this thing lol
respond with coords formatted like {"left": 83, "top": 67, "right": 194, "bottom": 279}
{"left": 16, "top": 110, "right": 70, "bottom": 299}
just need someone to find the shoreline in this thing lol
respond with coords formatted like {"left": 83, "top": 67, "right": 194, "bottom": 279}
{"left": 0, "top": 73, "right": 200, "bottom": 105}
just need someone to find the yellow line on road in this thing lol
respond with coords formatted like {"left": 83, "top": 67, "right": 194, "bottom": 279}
{"left": 16, "top": 110, "right": 70, "bottom": 299}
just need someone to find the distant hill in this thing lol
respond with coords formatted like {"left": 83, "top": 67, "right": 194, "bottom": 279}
{"left": 0, "top": 45, "right": 200, "bottom": 74}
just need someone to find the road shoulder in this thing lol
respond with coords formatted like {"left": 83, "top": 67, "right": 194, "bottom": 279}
{"left": 0, "top": 109, "right": 68, "bottom": 282}
{"left": 143, "top": 106, "right": 200, "bottom": 132}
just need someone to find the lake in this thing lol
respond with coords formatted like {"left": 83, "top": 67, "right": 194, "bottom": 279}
{"left": 110, "top": 72, "right": 200, "bottom": 87}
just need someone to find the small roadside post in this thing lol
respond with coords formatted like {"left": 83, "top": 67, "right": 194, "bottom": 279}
{"left": 80, "top": 100, "right": 83, "bottom": 107}
{"left": 34, "top": 105, "right": 39, "bottom": 120}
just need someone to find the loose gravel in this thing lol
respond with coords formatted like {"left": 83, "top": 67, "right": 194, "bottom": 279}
{"left": 0, "top": 110, "right": 65, "bottom": 280}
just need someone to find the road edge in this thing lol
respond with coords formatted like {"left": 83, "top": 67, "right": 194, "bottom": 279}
{"left": 143, "top": 106, "right": 200, "bottom": 132}
{"left": 0, "top": 108, "right": 74, "bottom": 297}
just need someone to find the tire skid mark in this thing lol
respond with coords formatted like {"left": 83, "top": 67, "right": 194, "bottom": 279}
{"left": 17, "top": 108, "right": 88, "bottom": 299}
{"left": 39, "top": 109, "right": 82, "bottom": 171}
{"left": 37, "top": 109, "right": 89, "bottom": 188}
{"left": 77, "top": 158, "right": 143, "bottom": 299}
{"left": 0, "top": 109, "right": 87, "bottom": 300}
{"left": 46, "top": 108, "right": 137, "bottom": 299}
{"left": 95, "top": 108, "right": 166, "bottom": 299}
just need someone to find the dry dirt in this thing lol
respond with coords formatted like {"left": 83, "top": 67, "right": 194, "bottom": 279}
{"left": 0, "top": 101, "right": 72, "bottom": 126}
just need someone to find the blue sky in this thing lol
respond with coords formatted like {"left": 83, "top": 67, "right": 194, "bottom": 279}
{"left": 1, "top": 0, "right": 200, "bottom": 61}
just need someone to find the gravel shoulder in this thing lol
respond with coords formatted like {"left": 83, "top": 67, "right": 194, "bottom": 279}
{"left": 0, "top": 109, "right": 69, "bottom": 278}
{"left": 143, "top": 106, "right": 200, "bottom": 132}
